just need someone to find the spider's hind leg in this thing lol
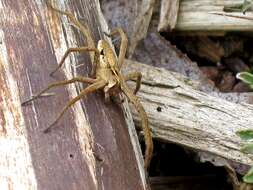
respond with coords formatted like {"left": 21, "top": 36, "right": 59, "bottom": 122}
{"left": 50, "top": 47, "right": 99, "bottom": 76}
{"left": 124, "top": 72, "right": 142, "bottom": 94}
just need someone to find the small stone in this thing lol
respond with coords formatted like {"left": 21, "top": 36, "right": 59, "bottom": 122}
{"left": 200, "top": 66, "right": 221, "bottom": 84}
{"left": 223, "top": 57, "right": 250, "bottom": 74}
{"left": 217, "top": 71, "right": 235, "bottom": 92}
{"left": 233, "top": 82, "right": 252, "bottom": 92}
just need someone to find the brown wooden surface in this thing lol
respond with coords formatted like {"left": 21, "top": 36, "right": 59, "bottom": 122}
{"left": 0, "top": 0, "right": 147, "bottom": 189}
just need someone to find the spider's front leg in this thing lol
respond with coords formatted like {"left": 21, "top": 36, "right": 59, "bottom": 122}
{"left": 21, "top": 76, "right": 106, "bottom": 133}
{"left": 50, "top": 47, "right": 99, "bottom": 76}
{"left": 47, "top": 2, "right": 96, "bottom": 49}
{"left": 44, "top": 79, "right": 107, "bottom": 133}
{"left": 22, "top": 77, "right": 96, "bottom": 106}
{"left": 106, "top": 27, "right": 128, "bottom": 69}
{"left": 47, "top": 3, "right": 100, "bottom": 77}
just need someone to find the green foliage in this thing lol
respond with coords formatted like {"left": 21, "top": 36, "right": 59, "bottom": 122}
{"left": 236, "top": 72, "right": 253, "bottom": 183}
{"left": 237, "top": 129, "right": 253, "bottom": 183}
{"left": 236, "top": 130, "right": 253, "bottom": 140}
{"left": 243, "top": 166, "right": 253, "bottom": 183}
{"left": 223, "top": 0, "right": 253, "bottom": 14}
{"left": 241, "top": 144, "right": 253, "bottom": 154}
{"left": 236, "top": 72, "right": 253, "bottom": 88}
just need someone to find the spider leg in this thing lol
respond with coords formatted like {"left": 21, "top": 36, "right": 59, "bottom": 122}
{"left": 104, "top": 88, "right": 111, "bottom": 104}
{"left": 120, "top": 82, "right": 153, "bottom": 170}
{"left": 22, "top": 76, "right": 97, "bottom": 106}
{"left": 106, "top": 27, "right": 128, "bottom": 69}
{"left": 47, "top": 3, "right": 99, "bottom": 76}
{"left": 44, "top": 79, "right": 107, "bottom": 133}
{"left": 47, "top": 2, "right": 96, "bottom": 49}
{"left": 50, "top": 47, "right": 99, "bottom": 76}
{"left": 124, "top": 72, "right": 142, "bottom": 94}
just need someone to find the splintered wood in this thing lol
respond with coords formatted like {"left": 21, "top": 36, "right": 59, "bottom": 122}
{"left": 158, "top": 0, "right": 180, "bottom": 31}
{"left": 123, "top": 60, "right": 253, "bottom": 169}
{"left": 129, "top": 0, "right": 155, "bottom": 56}
{"left": 176, "top": 0, "right": 253, "bottom": 32}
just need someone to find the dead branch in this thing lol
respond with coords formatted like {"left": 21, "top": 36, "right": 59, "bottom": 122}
{"left": 124, "top": 60, "right": 253, "bottom": 172}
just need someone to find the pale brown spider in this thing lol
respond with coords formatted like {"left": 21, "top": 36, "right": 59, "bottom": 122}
{"left": 22, "top": 3, "right": 153, "bottom": 170}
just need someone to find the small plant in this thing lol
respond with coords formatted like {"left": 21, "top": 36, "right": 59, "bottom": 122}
{"left": 236, "top": 130, "right": 253, "bottom": 183}
{"left": 236, "top": 72, "right": 253, "bottom": 89}
{"left": 236, "top": 72, "right": 253, "bottom": 183}
{"left": 223, "top": 0, "right": 253, "bottom": 14}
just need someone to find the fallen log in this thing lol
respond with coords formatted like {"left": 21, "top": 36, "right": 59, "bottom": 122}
{"left": 176, "top": 0, "right": 253, "bottom": 33}
{"left": 124, "top": 60, "right": 253, "bottom": 170}
{"left": 158, "top": 0, "right": 180, "bottom": 32}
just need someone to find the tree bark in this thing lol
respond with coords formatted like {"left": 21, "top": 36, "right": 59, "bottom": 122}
{"left": 0, "top": 0, "right": 148, "bottom": 189}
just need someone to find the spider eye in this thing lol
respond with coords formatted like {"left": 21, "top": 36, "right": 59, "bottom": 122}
{"left": 100, "top": 49, "right": 104, "bottom": 55}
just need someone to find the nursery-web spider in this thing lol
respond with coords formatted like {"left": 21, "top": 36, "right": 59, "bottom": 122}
{"left": 22, "top": 3, "right": 153, "bottom": 170}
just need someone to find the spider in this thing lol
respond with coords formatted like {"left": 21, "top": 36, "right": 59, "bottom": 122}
{"left": 22, "top": 3, "right": 153, "bottom": 171}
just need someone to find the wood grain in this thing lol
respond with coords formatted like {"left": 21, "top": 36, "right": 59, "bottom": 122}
{"left": 123, "top": 60, "right": 253, "bottom": 172}
{"left": 177, "top": 0, "right": 253, "bottom": 32}
{"left": 158, "top": 0, "right": 180, "bottom": 31}
{"left": 0, "top": 0, "right": 148, "bottom": 189}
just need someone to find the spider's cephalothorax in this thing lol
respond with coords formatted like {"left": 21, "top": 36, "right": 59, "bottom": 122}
{"left": 96, "top": 40, "right": 120, "bottom": 100}
{"left": 22, "top": 3, "right": 153, "bottom": 171}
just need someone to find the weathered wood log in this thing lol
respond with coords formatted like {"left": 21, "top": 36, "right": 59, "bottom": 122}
{"left": 123, "top": 60, "right": 253, "bottom": 170}
{"left": 0, "top": 1, "right": 148, "bottom": 189}
{"left": 158, "top": 0, "right": 180, "bottom": 32}
{"left": 128, "top": 0, "right": 155, "bottom": 56}
{"left": 101, "top": 0, "right": 218, "bottom": 92}
{"left": 176, "top": 0, "right": 253, "bottom": 33}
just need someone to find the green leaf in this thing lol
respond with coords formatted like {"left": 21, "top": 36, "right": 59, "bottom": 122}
{"left": 236, "top": 72, "right": 253, "bottom": 87}
{"left": 236, "top": 130, "right": 253, "bottom": 140}
{"left": 241, "top": 144, "right": 253, "bottom": 154}
{"left": 243, "top": 165, "right": 253, "bottom": 183}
